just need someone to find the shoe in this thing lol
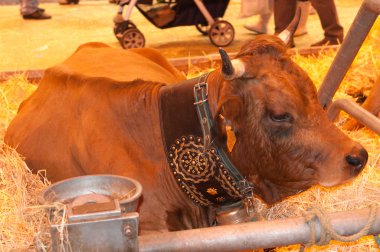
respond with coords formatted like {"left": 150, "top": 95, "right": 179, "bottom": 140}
{"left": 59, "top": 0, "right": 79, "bottom": 5}
{"left": 311, "top": 37, "right": 343, "bottom": 47}
{"left": 23, "top": 9, "right": 51, "bottom": 19}
{"left": 244, "top": 24, "right": 267, "bottom": 34}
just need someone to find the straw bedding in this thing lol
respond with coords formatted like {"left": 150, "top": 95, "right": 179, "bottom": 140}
{"left": 1, "top": 24, "right": 380, "bottom": 251}
{"left": 0, "top": 76, "right": 51, "bottom": 251}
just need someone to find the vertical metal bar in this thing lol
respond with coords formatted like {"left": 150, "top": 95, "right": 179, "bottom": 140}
{"left": 124, "top": 0, "right": 138, "bottom": 20}
{"left": 317, "top": 3, "right": 378, "bottom": 108}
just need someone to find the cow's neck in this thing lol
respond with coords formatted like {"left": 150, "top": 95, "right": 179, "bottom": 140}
{"left": 158, "top": 72, "right": 253, "bottom": 209}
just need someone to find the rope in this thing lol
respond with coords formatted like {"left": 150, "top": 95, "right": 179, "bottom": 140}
{"left": 302, "top": 205, "right": 378, "bottom": 249}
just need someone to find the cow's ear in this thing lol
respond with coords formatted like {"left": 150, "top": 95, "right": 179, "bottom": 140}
{"left": 220, "top": 97, "right": 243, "bottom": 125}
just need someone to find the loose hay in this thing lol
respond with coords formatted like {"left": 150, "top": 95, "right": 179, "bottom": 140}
{"left": 0, "top": 75, "right": 37, "bottom": 138}
{"left": 0, "top": 74, "right": 52, "bottom": 251}
{"left": 1, "top": 21, "right": 380, "bottom": 250}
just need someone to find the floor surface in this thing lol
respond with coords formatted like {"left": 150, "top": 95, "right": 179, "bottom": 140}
{"left": 0, "top": 0, "right": 363, "bottom": 72}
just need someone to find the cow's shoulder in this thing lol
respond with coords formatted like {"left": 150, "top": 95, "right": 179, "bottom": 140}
{"left": 129, "top": 47, "right": 184, "bottom": 81}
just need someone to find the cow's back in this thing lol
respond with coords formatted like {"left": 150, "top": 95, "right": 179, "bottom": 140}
{"left": 5, "top": 43, "right": 186, "bottom": 182}
{"left": 61, "top": 42, "right": 185, "bottom": 83}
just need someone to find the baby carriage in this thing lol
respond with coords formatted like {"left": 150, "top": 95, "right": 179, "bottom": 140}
{"left": 113, "top": 0, "right": 235, "bottom": 49}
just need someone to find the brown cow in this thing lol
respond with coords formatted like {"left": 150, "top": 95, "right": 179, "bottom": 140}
{"left": 5, "top": 36, "right": 368, "bottom": 233}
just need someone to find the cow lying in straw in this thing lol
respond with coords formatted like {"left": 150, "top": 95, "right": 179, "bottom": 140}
{"left": 5, "top": 27, "right": 368, "bottom": 233}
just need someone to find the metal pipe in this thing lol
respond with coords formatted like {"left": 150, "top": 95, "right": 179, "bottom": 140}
{"left": 124, "top": 0, "right": 138, "bottom": 20}
{"left": 327, "top": 99, "right": 380, "bottom": 135}
{"left": 364, "top": 0, "right": 380, "bottom": 13}
{"left": 317, "top": 1, "right": 379, "bottom": 108}
{"left": 138, "top": 207, "right": 380, "bottom": 252}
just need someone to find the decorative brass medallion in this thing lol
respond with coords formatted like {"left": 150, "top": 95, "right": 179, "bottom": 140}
{"left": 167, "top": 135, "right": 242, "bottom": 206}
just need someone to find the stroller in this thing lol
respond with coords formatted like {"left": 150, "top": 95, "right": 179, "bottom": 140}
{"left": 113, "top": 0, "right": 235, "bottom": 49}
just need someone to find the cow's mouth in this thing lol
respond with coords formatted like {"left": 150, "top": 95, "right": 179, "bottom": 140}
{"left": 253, "top": 178, "right": 286, "bottom": 205}
{"left": 318, "top": 176, "right": 355, "bottom": 188}
{"left": 316, "top": 163, "right": 363, "bottom": 188}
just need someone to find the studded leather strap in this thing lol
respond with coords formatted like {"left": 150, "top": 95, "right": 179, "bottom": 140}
{"left": 159, "top": 76, "right": 243, "bottom": 206}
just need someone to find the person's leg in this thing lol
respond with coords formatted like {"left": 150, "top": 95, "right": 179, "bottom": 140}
{"left": 294, "top": 1, "right": 310, "bottom": 37}
{"left": 20, "top": 0, "right": 38, "bottom": 16}
{"left": 244, "top": 0, "right": 273, "bottom": 34}
{"left": 274, "top": 0, "right": 297, "bottom": 34}
{"left": 310, "top": 0, "right": 343, "bottom": 46}
{"left": 244, "top": 12, "right": 272, "bottom": 34}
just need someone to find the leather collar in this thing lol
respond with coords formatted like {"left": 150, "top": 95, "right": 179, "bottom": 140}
{"left": 159, "top": 74, "right": 253, "bottom": 207}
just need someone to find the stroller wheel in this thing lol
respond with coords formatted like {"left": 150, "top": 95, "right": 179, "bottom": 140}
{"left": 208, "top": 20, "right": 235, "bottom": 47}
{"left": 114, "top": 20, "right": 137, "bottom": 38}
{"left": 195, "top": 24, "right": 209, "bottom": 36}
{"left": 121, "top": 28, "right": 145, "bottom": 49}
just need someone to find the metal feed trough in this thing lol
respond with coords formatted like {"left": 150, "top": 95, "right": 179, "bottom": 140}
{"left": 318, "top": 0, "right": 380, "bottom": 135}
{"left": 38, "top": 175, "right": 142, "bottom": 251}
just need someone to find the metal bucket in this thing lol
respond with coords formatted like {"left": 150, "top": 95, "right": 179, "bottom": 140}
{"left": 38, "top": 175, "right": 142, "bottom": 251}
{"left": 38, "top": 174, "right": 142, "bottom": 214}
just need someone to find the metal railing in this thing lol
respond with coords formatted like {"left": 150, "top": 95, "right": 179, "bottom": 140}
{"left": 317, "top": 0, "right": 380, "bottom": 135}
{"left": 138, "top": 207, "right": 380, "bottom": 252}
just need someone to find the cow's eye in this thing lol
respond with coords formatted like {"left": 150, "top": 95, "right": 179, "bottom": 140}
{"left": 270, "top": 113, "right": 293, "bottom": 123}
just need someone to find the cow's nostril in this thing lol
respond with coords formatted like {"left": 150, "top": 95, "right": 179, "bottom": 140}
{"left": 345, "top": 154, "right": 361, "bottom": 166}
{"left": 345, "top": 149, "right": 368, "bottom": 174}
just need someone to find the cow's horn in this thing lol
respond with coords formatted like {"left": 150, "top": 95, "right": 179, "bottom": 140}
{"left": 219, "top": 48, "right": 245, "bottom": 80}
{"left": 277, "top": 7, "right": 301, "bottom": 47}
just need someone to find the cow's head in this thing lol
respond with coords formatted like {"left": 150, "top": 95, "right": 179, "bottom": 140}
{"left": 214, "top": 35, "right": 368, "bottom": 205}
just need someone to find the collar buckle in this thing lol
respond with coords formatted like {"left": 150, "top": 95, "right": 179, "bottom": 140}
{"left": 239, "top": 179, "right": 255, "bottom": 215}
{"left": 193, "top": 74, "right": 209, "bottom": 105}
